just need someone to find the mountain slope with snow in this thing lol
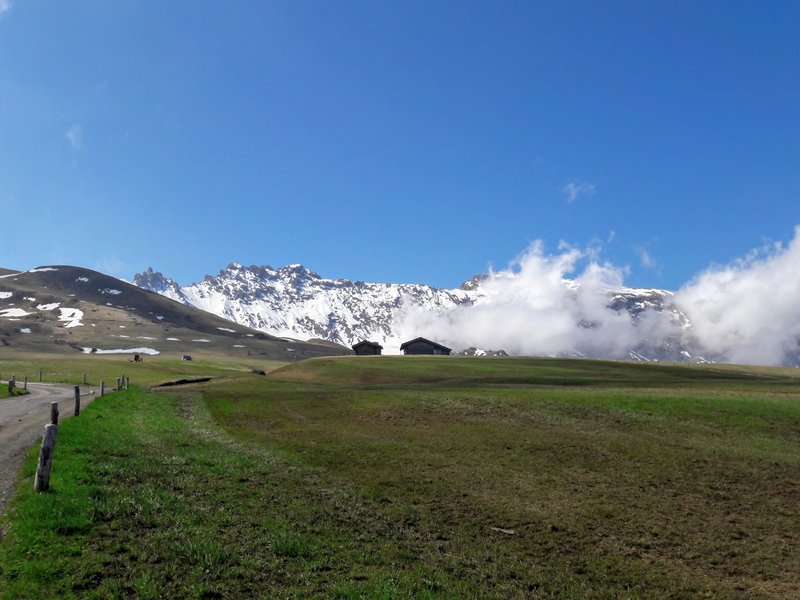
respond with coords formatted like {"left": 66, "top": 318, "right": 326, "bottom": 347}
{"left": 134, "top": 263, "right": 700, "bottom": 361}
{"left": 0, "top": 265, "right": 348, "bottom": 360}
{"left": 135, "top": 265, "right": 472, "bottom": 351}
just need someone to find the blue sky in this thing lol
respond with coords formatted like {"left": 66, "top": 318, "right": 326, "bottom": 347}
{"left": 1, "top": 1, "right": 798, "bottom": 289}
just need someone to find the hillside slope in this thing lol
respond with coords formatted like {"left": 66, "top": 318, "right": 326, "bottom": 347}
{"left": 0, "top": 266, "right": 349, "bottom": 361}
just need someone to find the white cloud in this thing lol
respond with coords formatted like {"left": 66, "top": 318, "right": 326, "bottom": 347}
{"left": 0, "top": 0, "right": 12, "bottom": 17}
{"left": 65, "top": 125, "right": 83, "bottom": 152}
{"left": 675, "top": 229, "right": 800, "bottom": 365}
{"left": 394, "top": 227, "right": 800, "bottom": 366}
{"left": 396, "top": 241, "right": 675, "bottom": 359}
{"left": 562, "top": 181, "right": 595, "bottom": 203}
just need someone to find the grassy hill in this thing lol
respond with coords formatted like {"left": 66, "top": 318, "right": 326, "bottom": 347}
{"left": 2, "top": 356, "right": 800, "bottom": 597}
{"left": 268, "top": 354, "right": 800, "bottom": 386}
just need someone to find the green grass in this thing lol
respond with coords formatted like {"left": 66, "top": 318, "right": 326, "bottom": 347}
{"left": 0, "top": 385, "right": 467, "bottom": 598}
{"left": 271, "top": 354, "right": 800, "bottom": 387}
{"left": 1, "top": 386, "right": 29, "bottom": 398}
{"left": 2, "top": 356, "right": 800, "bottom": 598}
{"left": 0, "top": 353, "right": 285, "bottom": 387}
{"left": 203, "top": 357, "right": 800, "bottom": 597}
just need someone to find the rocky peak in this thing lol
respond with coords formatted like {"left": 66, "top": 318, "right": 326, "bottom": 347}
{"left": 133, "top": 267, "right": 187, "bottom": 305}
{"left": 460, "top": 273, "right": 489, "bottom": 291}
{"left": 276, "top": 264, "right": 320, "bottom": 282}
{"left": 133, "top": 267, "right": 177, "bottom": 293}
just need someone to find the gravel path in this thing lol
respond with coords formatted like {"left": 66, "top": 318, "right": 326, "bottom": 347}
{"left": 0, "top": 383, "right": 96, "bottom": 519}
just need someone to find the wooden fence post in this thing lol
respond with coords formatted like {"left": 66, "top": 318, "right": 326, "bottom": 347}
{"left": 83, "top": 373, "right": 87, "bottom": 385}
{"left": 39, "top": 369, "right": 42, "bottom": 382}
{"left": 74, "top": 385, "right": 80, "bottom": 416}
{"left": 7, "top": 380, "right": 13, "bottom": 395}
{"left": 116, "top": 377, "right": 121, "bottom": 391}
{"left": 34, "top": 424, "right": 58, "bottom": 492}
{"left": 100, "top": 381, "right": 105, "bottom": 397}
{"left": 125, "top": 376, "right": 130, "bottom": 389}
{"left": 24, "top": 376, "right": 28, "bottom": 390}
{"left": 51, "top": 402, "right": 59, "bottom": 425}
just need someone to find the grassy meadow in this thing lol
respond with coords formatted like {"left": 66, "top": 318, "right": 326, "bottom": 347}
{"left": 0, "top": 352, "right": 284, "bottom": 387}
{"left": 2, "top": 355, "right": 800, "bottom": 598}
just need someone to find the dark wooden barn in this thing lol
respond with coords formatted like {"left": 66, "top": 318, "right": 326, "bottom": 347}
{"left": 352, "top": 340, "right": 383, "bottom": 355}
{"left": 399, "top": 337, "right": 452, "bottom": 356}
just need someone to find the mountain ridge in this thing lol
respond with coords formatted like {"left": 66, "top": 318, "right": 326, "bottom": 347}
{"left": 133, "top": 263, "right": 699, "bottom": 361}
{"left": 134, "top": 264, "right": 472, "bottom": 352}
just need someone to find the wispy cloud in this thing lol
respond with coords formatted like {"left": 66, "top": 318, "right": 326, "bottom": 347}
{"left": 562, "top": 181, "right": 595, "bottom": 203}
{"left": 636, "top": 246, "right": 659, "bottom": 271}
{"left": 0, "top": 0, "right": 12, "bottom": 18}
{"left": 65, "top": 125, "right": 83, "bottom": 152}
{"left": 65, "top": 124, "right": 84, "bottom": 168}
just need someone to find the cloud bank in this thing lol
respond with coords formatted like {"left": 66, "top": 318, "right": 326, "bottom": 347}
{"left": 397, "top": 241, "right": 677, "bottom": 360}
{"left": 396, "top": 227, "right": 800, "bottom": 366}
{"left": 676, "top": 228, "right": 800, "bottom": 365}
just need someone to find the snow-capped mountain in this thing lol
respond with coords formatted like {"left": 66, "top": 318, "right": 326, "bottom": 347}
{"left": 134, "top": 263, "right": 698, "bottom": 361}
{"left": 134, "top": 264, "right": 473, "bottom": 351}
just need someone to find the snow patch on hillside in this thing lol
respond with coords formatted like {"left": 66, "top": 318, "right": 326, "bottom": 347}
{"left": 82, "top": 347, "right": 160, "bottom": 355}
{"left": 59, "top": 308, "right": 84, "bottom": 328}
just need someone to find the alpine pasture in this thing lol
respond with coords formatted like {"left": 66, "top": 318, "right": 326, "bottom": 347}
{"left": 1, "top": 355, "right": 799, "bottom": 598}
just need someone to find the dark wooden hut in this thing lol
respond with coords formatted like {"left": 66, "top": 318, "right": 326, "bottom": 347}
{"left": 352, "top": 340, "right": 383, "bottom": 355}
{"left": 399, "top": 337, "right": 452, "bottom": 356}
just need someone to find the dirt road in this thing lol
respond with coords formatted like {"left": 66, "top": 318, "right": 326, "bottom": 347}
{"left": 0, "top": 383, "right": 95, "bottom": 517}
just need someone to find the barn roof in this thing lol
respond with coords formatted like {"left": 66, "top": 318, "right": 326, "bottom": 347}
{"left": 399, "top": 337, "right": 452, "bottom": 352}
{"left": 352, "top": 340, "right": 383, "bottom": 350}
